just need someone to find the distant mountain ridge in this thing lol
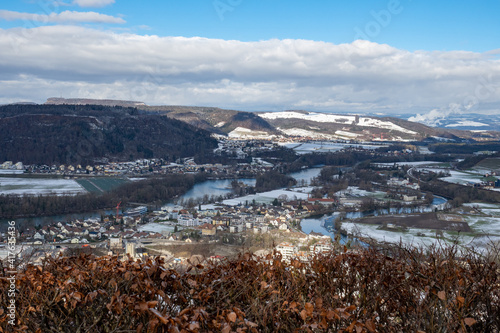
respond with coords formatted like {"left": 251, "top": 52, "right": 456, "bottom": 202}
{"left": 38, "top": 98, "right": 500, "bottom": 142}
{"left": 46, "top": 97, "right": 146, "bottom": 108}
{"left": 137, "top": 103, "right": 500, "bottom": 141}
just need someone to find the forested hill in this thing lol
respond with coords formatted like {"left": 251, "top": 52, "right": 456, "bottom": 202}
{"left": 0, "top": 104, "right": 218, "bottom": 165}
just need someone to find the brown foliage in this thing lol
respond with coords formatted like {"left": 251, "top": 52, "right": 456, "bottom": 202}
{"left": 1, "top": 246, "right": 499, "bottom": 332}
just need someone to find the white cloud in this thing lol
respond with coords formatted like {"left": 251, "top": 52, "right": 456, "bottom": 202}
{"left": 0, "top": 10, "right": 125, "bottom": 24}
{"left": 72, "top": 0, "right": 115, "bottom": 8}
{"left": 0, "top": 25, "right": 498, "bottom": 114}
{"left": 408, "top": 104, "right": 463, "bottom": 127}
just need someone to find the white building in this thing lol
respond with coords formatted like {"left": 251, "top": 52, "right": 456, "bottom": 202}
{"left": 276, "top": 242, "right": 298, "bottom": 261}
{"left": 109, "top": 237, "right": 122, "bottom": 249}
{"left": 178, "top": 214, "right": 199, "bottom": 227}
{"left": 126, "top": 243, "right": 136, "bottom": 257}
{"left": 310, "top": 241, "right": 334, "bottom": 254}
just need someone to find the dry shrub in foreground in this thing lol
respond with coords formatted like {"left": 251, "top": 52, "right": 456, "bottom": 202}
{"left": 0, "top": 245, "right": 499, "bottom": 332}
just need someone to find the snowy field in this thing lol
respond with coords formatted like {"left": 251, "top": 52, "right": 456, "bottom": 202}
{"left": 337, "top": 186, "right": 386, "bottom": 199}
{"left": 462, "top": 203, "right": 500, "bottom": 236}
{"left": 341, "top": 221, "right": 441, "bottom": 248}
{"left": 0, "top": 177, "right": 86, "bottom": 195}
{"left": 337, "top": 196, "right": 500, "bottom": 250}
{"left": 0, "top": 170, "right": 24, "bottom": 175}
{"left": 417, "top": 146, "right": 434, "bottom": 155}
{"left": 341, "top": 219, "right": 492, "bottom": 250}
{"left": 441, "top": 170, "right": 484, "bottom": 185}
{"left": 417, "top": 167, "right": 487, "bottom": 186}
{"left": 223, "top": 187, "right": 312, "bottom": 206}
{"left": 279, "top": 142, "right": 386, "bottom": 155}
{"left": 260, "top": 111, "right": 417, "bottom": 134}
{"left": 138, "top": 223, "right": 175, "bottom": 235}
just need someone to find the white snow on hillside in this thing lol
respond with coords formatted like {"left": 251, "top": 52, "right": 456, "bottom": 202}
{"left": 228, "top": 127, "right": 273, "bottom": 139}
{"left": 278, "top": 127, "right": 336, "bottom": 139}
{"left": 260, "top": 111, "right": 416, "bottom": 134}
{"left": 261, "top": 111, "right": 355, "bottom": 123}
{"left": 445, "top": 121, "right": 489, "bottom": 127}
{"left": 335, "top": 130, "right": 362, "bottom": 138}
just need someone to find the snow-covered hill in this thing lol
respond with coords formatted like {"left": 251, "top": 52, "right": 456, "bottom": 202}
{"left": 259, "top": 111, "right": 420, "bottom": 141}
{"left": 260, "top": 111, "right": 416, "bottom": 134}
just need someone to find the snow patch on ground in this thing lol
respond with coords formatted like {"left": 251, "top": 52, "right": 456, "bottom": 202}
{"left": 278, "top": 127, "right": 336, "bottom": 139}
{"left": 342, "top": 222, "right": 439, "bottom": 247}
{"left": 223, "top": 187, "right": 311, "bottom": 206}
{"left": 261, "top": 111, "right": 355, "bottom": 123}
{"left": 138, "top": 223, "right": 175, "bottom": 234}
{"left": 335, "top": 130, "right": 362, "bottom": 138}
{"left": 445, "top": 121, "right": 489, "bottom": 127}
{"left": 228, "top": 127, "right": 272, "bottom": 139}
{"left": 0, "top": 177, "right": 86, "bottom": 195}
{"left": 0, "top": 170, "right": 24, "bottom": 175}
{"left": 441, "top": 170, "right": 483, "bottom": 185}
{"left": 337, "top": 186, "right": 385, "bottom": 198}
{"left": 279, "top": 142, "right": 387, "bottom": 155}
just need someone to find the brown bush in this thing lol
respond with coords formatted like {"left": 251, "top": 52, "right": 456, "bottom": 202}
{"left": 1, "top": 245, "right": 499, "bottom": 332}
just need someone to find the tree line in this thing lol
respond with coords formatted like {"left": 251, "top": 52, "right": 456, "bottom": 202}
{"left": 255, "top": 171, "right": 297, "bottom": 192}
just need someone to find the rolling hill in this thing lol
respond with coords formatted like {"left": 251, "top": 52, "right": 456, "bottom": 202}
{"left": 34, "top": 98, "right": 500, "bottom": 144}
{"left": 141, "top": 105, "right": 279, "bottom": 136}
{"left": 0, "top": 104, "right": 217, "bottom": 165}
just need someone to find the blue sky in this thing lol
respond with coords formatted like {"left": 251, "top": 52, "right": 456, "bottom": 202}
{"left": 0, "top": 0, "right": 499, "bottom": 121}
{"left": 1, "top": 0, "right": 498, "bottom": 52}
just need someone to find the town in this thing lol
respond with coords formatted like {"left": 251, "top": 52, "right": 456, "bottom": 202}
{"left": 2, "top": 136, "right": 500, "bottom": 269}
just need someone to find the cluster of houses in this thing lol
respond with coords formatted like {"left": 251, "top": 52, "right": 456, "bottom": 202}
{"left": 7, "top": 216, "right": 164, "bottom": 246}
{"left": 16, "top": 157, "right": 277, "bottom": 178}
{"left": 0, "top": 196, "right": 334, "bottom": 251}
{"left": 158, "top": 199, "right": 331, "bottom": 238}
{"left": 1, "top": 161, "right": 24, "bottom": 170}
{"left": 275, "top": 232, "right": 335, "bottom": 262}
{"left": 472, "top": 171, "right": 500, "bottom": 189}
{"left": 9, "top": 139, "right": 283, "bottom": 177}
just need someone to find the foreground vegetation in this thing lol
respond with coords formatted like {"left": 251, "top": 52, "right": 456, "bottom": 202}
{"left": 1, "top": 245, "right": 499, "bottom": 332}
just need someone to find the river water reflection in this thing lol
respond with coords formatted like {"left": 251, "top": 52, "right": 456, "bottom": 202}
{"left": 178, "top": 167, "right": 322, "bottom": 202}
{"left": 300, "top": 196, "right": 447, "bottom": 244}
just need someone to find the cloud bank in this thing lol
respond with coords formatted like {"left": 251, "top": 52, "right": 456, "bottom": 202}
{"left": 0, "top": 10, "right": 125, "bottom": 24}
{"left": 0, "top": 25, "right": 498, "bottom": 114}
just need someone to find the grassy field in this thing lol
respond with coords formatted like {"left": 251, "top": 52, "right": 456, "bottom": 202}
{"left": 76, "top": 178, "right": 129, "bottom": 194}
{"left": 476, "top": 158, "right": 500, "bottom": 170}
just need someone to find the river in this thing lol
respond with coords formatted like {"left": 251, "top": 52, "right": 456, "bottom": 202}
{"left": 299, "top": 196, "right": 448, "bottom": 245}
{"left": 177, "top": 167, "right": 322, "bottom": 202}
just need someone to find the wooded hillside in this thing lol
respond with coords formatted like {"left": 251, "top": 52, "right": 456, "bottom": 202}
{"left": 0, "top": 104, "right": 217, "bottom": 165}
